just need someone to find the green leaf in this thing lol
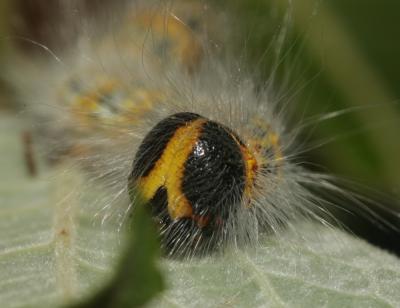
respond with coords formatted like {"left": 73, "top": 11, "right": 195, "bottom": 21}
{"left": 154, "top": 225, "right": 400, "bottom": 307}
{"left": 1, "top": 115, "right": 400, "bottom": 308}
{"left": 0, "top": 116, "right": 163, "bottom": 307}
{"left": 71, "top": 202, "right": 164, "bottom": 308}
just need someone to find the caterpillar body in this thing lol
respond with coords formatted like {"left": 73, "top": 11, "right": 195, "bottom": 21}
{"left": 5, "top": 0, "right": 399, "bottom": 260}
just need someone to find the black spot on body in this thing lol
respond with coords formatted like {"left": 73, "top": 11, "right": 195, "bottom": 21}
{"left": 182, "top": 120, "right": 246, "bottom": 221}
{"left": 150, "top": 186, "right": 169, "bottom": 220}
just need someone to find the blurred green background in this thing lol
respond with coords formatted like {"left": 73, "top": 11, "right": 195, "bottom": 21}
{"left": 214, "top": 0, "right": 400, "bottom": 194}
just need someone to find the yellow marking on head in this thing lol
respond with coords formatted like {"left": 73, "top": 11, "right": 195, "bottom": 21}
{"left": 138, "top": 119, "right": 206, "bottom": 220}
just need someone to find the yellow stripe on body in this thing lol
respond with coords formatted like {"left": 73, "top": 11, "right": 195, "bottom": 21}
{"left": 138, "top": 118, "right": 206, "bottom": 220}
{"left": 240, "top": 143, "right": 258, "bottom": 204}
{"left": 68, "top": 78, "right": 162, "bottom": 130}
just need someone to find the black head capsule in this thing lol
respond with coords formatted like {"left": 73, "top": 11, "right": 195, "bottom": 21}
{"left": 128, "top": 112, "right": 258, "bottom": 256}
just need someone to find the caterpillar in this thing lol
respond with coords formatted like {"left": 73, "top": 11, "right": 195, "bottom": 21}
{"left": 4, "top": 0, "right": 400, "bottom": 261}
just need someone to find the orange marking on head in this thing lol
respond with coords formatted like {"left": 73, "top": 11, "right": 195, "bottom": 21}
{"left": 229, "top": 133, "right": 259, "bottom": 206}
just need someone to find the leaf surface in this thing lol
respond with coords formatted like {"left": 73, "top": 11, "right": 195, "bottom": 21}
{"left": 1, "top": 116, "right": 399, "bottom": 308}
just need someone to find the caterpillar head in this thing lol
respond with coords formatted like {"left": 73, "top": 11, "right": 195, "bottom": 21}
{"left": 128, "top": 112, "right": 263, "bottom": 257}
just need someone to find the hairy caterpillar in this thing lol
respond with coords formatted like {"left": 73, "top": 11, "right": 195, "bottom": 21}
{"left": 4, "top": 0, "right": 400, "bottom": 262}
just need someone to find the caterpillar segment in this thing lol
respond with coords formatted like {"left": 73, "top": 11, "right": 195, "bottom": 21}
{"left": 127, "top": 112, "right": 283, "bottom": 256}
